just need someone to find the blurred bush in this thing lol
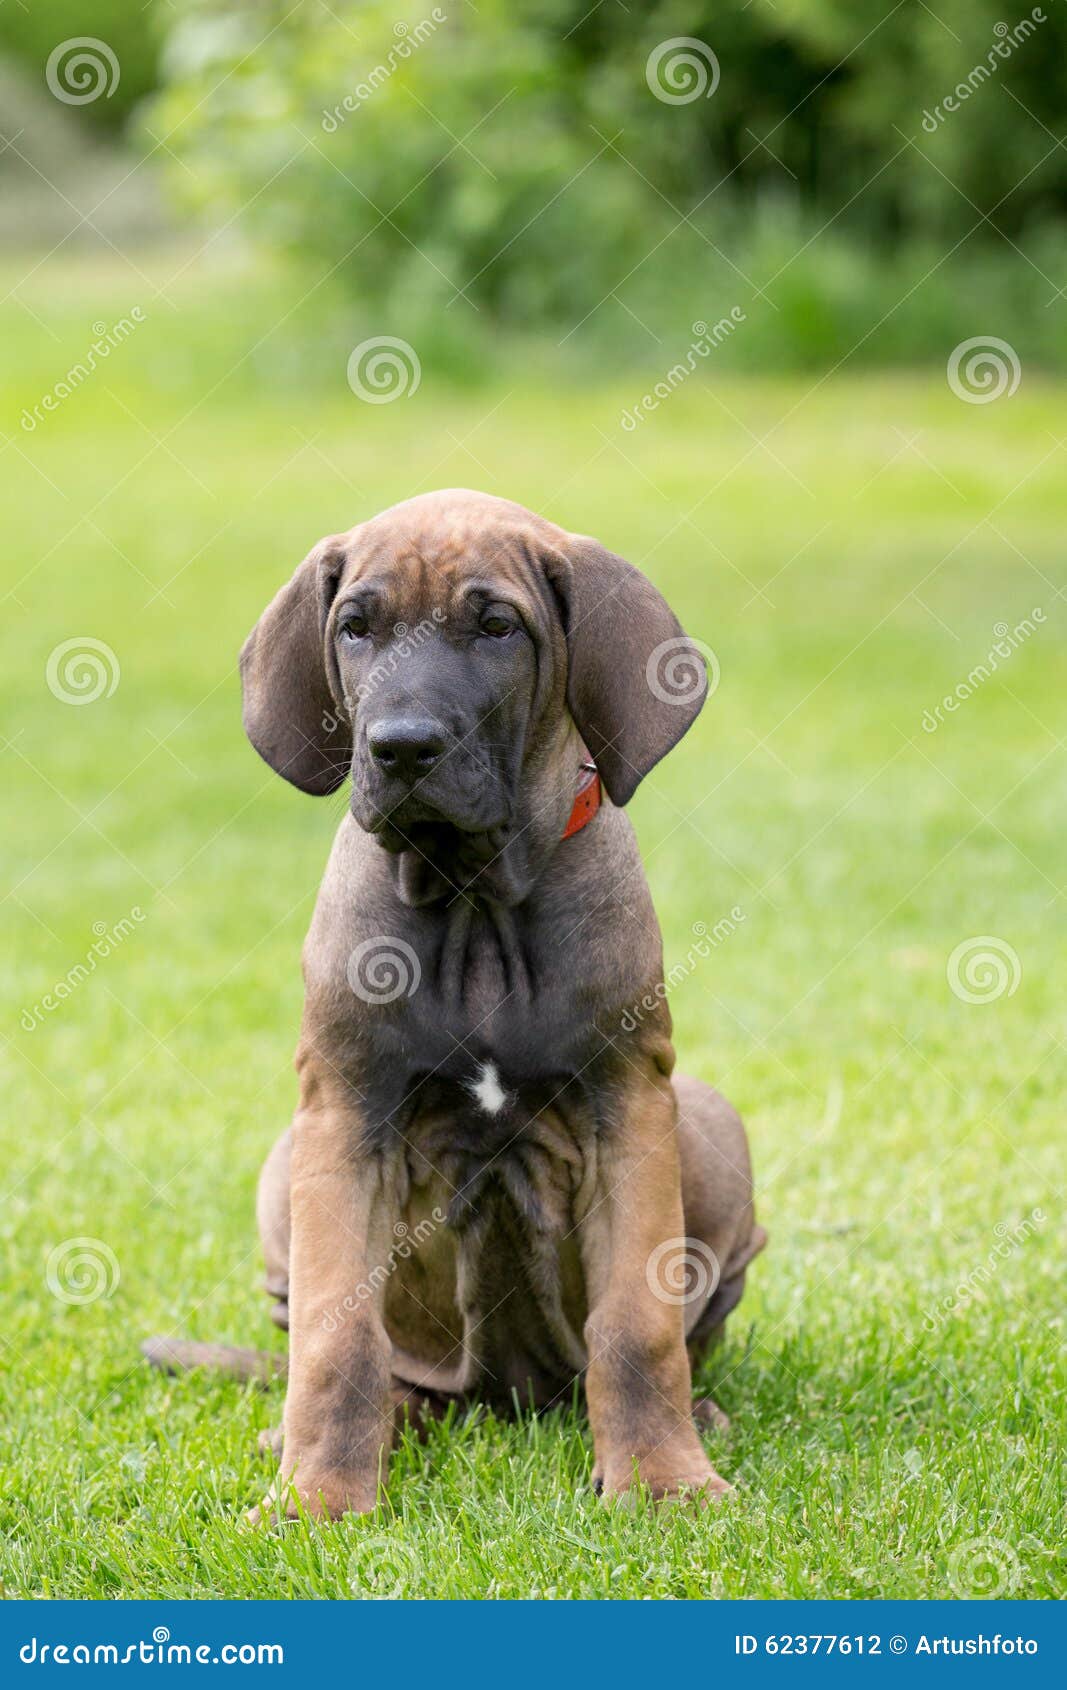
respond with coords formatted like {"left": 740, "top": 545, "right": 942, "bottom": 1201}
{"left": 33, "top": 0, "right": 1067, "bottom": 366}
{"left": 0, "top": 0, "right": 162, "bottom": 132}
{"left": 0, "top": 54, "right": 168, "bottom": 250}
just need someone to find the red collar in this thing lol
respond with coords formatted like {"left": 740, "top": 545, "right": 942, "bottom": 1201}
{"left": 562, "top": 759, "right": 601, "bottom": 840}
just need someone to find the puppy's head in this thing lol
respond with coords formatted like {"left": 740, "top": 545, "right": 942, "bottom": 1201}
{"left": 240, "top": 489, "right": 709, "bottom": 858}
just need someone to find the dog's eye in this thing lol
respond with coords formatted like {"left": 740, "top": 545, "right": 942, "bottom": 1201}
{"left": 338, "top": 612, "right": 369, "bottom": 640}
{"left": 480, "top": 610, "right": 515, "bottom": 638}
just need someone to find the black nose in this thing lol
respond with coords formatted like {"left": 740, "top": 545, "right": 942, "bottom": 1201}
{"left": 367, "top": 716, "right": 447, "bottom": 783}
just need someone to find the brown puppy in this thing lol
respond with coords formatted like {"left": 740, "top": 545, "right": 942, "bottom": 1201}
{"left": 149, "top": 489, "right": 764, "bottom": 1518}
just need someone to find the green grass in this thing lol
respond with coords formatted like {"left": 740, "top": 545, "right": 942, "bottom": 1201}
{"left": 2, "top": 253, "right": 1064, "bottom": 1599}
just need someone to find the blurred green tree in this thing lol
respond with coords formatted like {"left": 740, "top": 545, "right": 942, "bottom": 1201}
{"left": 0, "top": 0, "right": 162, "bottom": 131}
{"left": 144, "top": 0, "right": 1067, "bottom": 352}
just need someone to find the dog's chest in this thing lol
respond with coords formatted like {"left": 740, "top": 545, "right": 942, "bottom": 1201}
{"left": 401, "top": 1053, "right": 601, "bottom": 1221}
{"left": 391, "top": 1081, "right": 597, "bottom": 1401}
{"left": 358, "top": 898, "right": 619, "bottom": 1152}
{"left": 383, "top": 899, "right": 612, "bottom": 1240}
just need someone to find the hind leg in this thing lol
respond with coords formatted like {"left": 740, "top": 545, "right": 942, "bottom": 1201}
{"left": 674, "top": 1076, "right": 766, "bottom": 1413}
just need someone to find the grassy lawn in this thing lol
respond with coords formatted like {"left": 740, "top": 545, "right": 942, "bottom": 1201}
{"left": 2, "top": 254, "right": 1063, "bottom": 1599}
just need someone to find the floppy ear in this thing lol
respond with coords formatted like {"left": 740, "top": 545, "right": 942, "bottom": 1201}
{"left": 239, "top": 540, "right": 352, "bottom": 795}
{"left": 545, "top": 534, "right": 709, "bottom": 806}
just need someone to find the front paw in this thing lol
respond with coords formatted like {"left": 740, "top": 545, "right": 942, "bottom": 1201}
{"left": 248, "top": 1455, "right": 382, "bottom": 1524}
{"left": 598, "top": 1435, "right": 732, "bottom": 1507}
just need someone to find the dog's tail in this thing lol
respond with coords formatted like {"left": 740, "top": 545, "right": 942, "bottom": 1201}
{"left": 141, "top": 1336, "right": 453, "bottom": 1442}
{"left": 141, "top": 1335, "right": 287, "bottom": 1386}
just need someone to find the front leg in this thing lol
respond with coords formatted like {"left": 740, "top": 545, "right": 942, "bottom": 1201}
{"left": 260, "top": 1078, "right": 397, "bottom": 1521}
{"left": 581, "top": 1068, "right": 730, "bottom": 1504}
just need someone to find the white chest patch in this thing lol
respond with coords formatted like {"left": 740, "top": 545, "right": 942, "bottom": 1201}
{"left": 468, "top": 1061, "right": 507, "bottom": 1116}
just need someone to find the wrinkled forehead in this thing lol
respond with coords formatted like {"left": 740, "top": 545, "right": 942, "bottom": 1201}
{"left": 335, "top": 498, "right": 561, "bottom": 621}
